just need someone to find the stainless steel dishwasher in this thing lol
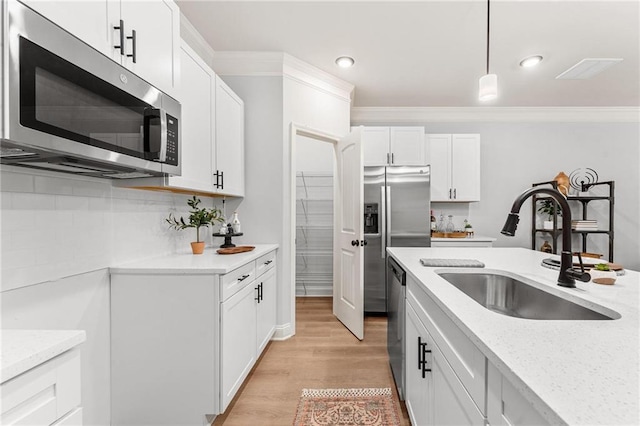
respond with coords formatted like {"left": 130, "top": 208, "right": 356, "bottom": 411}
{"left": 387, "top": 256, "right": 406, "bottom": 399}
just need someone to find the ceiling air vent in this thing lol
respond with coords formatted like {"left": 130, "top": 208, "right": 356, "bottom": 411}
{"left": 556, "top": 58, "right": 623, "bottom": 80}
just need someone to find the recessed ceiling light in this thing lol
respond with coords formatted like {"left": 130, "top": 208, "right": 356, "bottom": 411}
{"left": 519, "top": 55, "right": 543, "bottom": 68}
{"left": 335, "top": 56, "right": 355, "bottom": 68}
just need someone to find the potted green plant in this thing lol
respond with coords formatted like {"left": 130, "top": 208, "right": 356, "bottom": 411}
{"left": 166, "top": 196, "right": 224, "bottom": 254}
{"left": 537, "top": 199, "right": 562, "bottom": 230}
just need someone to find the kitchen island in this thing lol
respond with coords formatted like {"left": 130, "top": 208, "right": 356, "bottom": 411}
{"left": 388, "top": 247, "right": 639, "bottom": 426}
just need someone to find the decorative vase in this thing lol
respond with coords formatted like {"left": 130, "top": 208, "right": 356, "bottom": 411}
{"left": 554, "top": 171, "right": 570, "bottom": 196}
{"left": 191, "top": 241, "right": 205, "bottom": 255}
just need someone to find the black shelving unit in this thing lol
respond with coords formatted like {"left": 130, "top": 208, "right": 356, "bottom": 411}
{"left": 531, "top": 180, "right": 615, "bottom": 262}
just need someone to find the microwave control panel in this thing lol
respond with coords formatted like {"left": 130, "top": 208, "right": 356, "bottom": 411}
{"left": 165, "top": 114, "right": 179, "bottom": 166}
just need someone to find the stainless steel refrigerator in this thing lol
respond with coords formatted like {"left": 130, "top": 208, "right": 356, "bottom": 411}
{"left": 363, "top": 165, "right": 431, "bottom": 313}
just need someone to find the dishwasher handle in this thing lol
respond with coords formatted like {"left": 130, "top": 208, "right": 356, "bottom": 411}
{"left": 388, "top": 257, "right": 406, "bottom": 286}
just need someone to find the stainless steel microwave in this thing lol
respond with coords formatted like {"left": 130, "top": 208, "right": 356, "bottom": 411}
{"left": 0, "top": 0, "right": 181, "bottom": 179}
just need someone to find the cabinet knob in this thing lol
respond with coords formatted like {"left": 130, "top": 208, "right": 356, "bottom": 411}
{"left": 351, "top": 240, "right": 360, "bottom": 247}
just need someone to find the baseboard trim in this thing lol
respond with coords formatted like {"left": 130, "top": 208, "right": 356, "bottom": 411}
{"left": 295, "top": 286, "right": 332, "bottom": 297}
{"left": 272, "top": 323, "right": 293, "bottom": 341}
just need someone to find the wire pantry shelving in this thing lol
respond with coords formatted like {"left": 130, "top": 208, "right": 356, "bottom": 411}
{"left": 296, "top": 172, "right": 333, "bottom": 296}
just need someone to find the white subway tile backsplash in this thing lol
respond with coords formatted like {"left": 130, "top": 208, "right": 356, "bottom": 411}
{"left": 0, "top": 170, "right": 35, "bottom": 193}
{"left": 34, "top": 175, "right": 74, "bottom": 195}
{"left": 1, "top": 172, "right": 195, "bottom": 290}
{"left": 55, "top": 194, "right": 90, "bottom": 211}
{"left": 12, "top": 193, "right": 56, "bottom": 210}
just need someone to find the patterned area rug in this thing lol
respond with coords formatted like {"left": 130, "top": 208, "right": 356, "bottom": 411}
{"left": 292, "top": 387, "right": 400, "bottom": 426}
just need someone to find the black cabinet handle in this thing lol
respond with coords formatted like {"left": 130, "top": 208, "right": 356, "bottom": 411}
{"left": 126, "top": 29, "right": 137, "bottom": 63}
{"left": 238, "top": 274, "right": 250, "bottom": 282}
{"left": 361, "top": 240, "right": 367, "bottom": 246}
{"left": 255, "top": 285, "right": 260, "bottom": 302}
{"left": 418, "top": 336, "right": 432, "bottom": 378}
{"left": 351, "top": 240, "right": 360, "bottom": 247}
{"left": 114, "top": 20, "right": 125, "bottom": 56}
{"left": 264, "top": 260, "right": 273, "bottom": 266}
{"left": 449, "top": 188, "right": 452, "bottom": 199}
{"left": 260, "top": 282, "right": 264, "bottom": 301}
{"left": 453, "top": 188, "right": 457, "bottom": 199}
{"left": 220, "top": 171, "right": 224, "bottom": 190}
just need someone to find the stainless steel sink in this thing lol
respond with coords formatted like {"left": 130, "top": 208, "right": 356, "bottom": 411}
{"left": 436, "top": 270, "right": 620, "bottom": 320}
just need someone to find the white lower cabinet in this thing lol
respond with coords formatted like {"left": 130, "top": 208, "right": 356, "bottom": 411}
{"left": 487, "top": 363, "right": 548, "bottom": 426}
{"left": 110, "top": 248, "right": 277, "bottom": 425}
{"left": 221, "top": 281, "right": 258, "bottom": 411}
{"left": 404, "top": 271, "right": 549, "bottom": 426}
{"left": 405, "top": 299, "right": 483, "bottom": 426}
{"left": 1, "top": 349, "right": 82, "bottom": 426}
{"left": 220, "top": 252, "right": 276, "bottom": 412}
{"left": 405, "top": 302, "right": 433, "bottom": 426}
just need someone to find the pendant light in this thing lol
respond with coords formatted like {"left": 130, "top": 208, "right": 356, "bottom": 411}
{"left": 479, "top": 0, "right": 497, "bottom": 101}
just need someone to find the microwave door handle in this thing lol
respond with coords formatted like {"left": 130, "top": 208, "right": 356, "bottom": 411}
{"left": 158, "top": 109, "right": 167, "bottom": 162}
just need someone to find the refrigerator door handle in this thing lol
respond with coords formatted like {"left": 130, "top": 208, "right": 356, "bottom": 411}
{"left": 386, "top": 185, "right": 391, "bottom": 251}
{"left": 380, "top": 186, "right": 386, "bottom": 259}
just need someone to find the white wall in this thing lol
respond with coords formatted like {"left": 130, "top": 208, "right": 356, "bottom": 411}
{"left": 353, "top": 121, "right": 640, "bottom": 270}
{"left": 0, "top": 165, "right": 229, "bottom": 425}
{"left": 221, "top": 73, "right": 351, "bottom": 337}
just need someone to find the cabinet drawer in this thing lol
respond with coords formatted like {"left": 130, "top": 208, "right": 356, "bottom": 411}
{"left": 1, "top": 349, "right": 81, "bottom": 426}
{"left": 407, "top": 279, "right": 486, "bottom": 414}
{"left": 220, "top": 262, "right": 256, "bottom": 302}
{"left": 255, "top": 251, "right": 276, "bottom": 277}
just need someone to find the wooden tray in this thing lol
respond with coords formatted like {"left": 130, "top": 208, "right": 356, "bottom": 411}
{"left": 432, "top": 232, "right": 468, "bottom": 238}
{"left": 217, "top": 245, "right": 255, "bottom": 255}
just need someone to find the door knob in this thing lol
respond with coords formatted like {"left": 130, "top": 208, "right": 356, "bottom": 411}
{"left": 351, "top": 240, "right": 360, "bottom": 246}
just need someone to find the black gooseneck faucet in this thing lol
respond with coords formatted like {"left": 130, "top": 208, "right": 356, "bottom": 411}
{"left": 501, "top": 186, "right": 590, "bottom": 288}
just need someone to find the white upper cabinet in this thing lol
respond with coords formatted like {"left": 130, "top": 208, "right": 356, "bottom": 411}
{"left": 361, "top": 126, "right": 425, "bottom": 166}
{"left": 121, "top": 42, "right": 244, "bottom": 196}
{"left": 165, "top": 42, "right": 215, "bottom": 193}
{"left": 118, "top": 1, "right": 180, "bottom": 98}
{"left": 427, "top": 134, "right": 481, "bottom": 202}
{"left": 20, "top": 0, "right": 180, "bottom": 98}
{"left": 215, "top": 76, "right": 245, "bottom": 197}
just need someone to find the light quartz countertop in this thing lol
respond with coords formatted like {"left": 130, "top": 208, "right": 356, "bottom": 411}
{"left": 387, "top": 247, "right": 639, "bottom": 426}
{"left": 430, "top": 235, "right": 496, "bottom": 242}
{"left": 110, "top": 244, "right": 278, "bottom": 275}
{"left": 1, "top": 329, "right": 86, "bottom": 383}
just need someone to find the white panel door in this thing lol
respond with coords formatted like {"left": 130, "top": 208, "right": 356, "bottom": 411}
{"left": 167, "top": 42, "right": 214, "bottom": 191}
{"left": 426, "top": 134, "right": 452, "bottom": 201}
{"left": 432, "top": 343, "right": 485, "bottom": 426}
{"left": 256, "top": 267, "right": 277, "bottom": 354}
{"left": 451, "top": 134, "right": 481, "bottom": 201}
{"left": 362, "top": 127, "right": 390, "bottom": 166}
{"left": 215, "top": 75, "right": 245, "bottom": 197}
{"left": 405, "top": 303, "right": 432, "bottom": 426}
{"left": 120, "top": 0, "right": 180, "bottom": 97}
{"left": 390, "top": 127, "right": 425, "bottom": 165}
{"left": 20, "top": 0, "right": 114, "bottom": 57}
{"left": 333, "top": 128, "right": 364, "bottom": 340}
{"left": 220, "top": 283, "right": 257, "bottom": 411}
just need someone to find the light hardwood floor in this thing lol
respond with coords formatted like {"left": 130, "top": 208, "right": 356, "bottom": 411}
{"left": 214, "top": 297, "right": 411, "bottom": 425}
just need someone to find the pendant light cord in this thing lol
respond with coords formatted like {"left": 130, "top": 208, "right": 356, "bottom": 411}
{"left": 486, "top": 0, "right": 491, "bottom": 75}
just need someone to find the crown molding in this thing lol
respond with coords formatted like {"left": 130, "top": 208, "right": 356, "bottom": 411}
{"left": 212, "top": 51, "right": 354, "bottom": 102}
{"left": 351, "top": 107, "right": 640, "bottom": 124}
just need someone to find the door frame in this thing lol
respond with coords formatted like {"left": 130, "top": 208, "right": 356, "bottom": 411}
{"left": 289, "top": 123, "right": 342, "bottom": 335}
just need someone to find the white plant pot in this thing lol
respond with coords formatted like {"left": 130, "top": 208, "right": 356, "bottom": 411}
{"left": 543, "top": 220, "right": 562, "bottom": 230}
